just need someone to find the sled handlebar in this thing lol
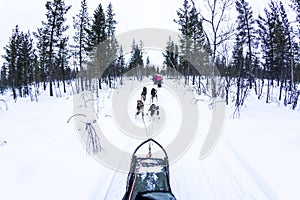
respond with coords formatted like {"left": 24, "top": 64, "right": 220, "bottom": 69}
{"left": 132, "top": 138, "right": 169, "bottom": 159}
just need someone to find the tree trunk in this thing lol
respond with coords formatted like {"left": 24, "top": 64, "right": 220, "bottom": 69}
{"left": 12, "top": 87, "right": 17, "bottom": 101}
{"left": 279, "top": 80, "right": 283, "bottom": 101}
{"left": 99, "top": 78, "right": 102, "bottom": 89}
{"left": 236, "top": 78, "right": 241, "bottom": 106}
{"left": 266, "top": 79, "right": 270, "bottom": 103}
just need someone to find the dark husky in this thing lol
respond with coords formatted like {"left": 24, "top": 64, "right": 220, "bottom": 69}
{"left": 150, "top": 88, "right": 158, "bottom": 103}
{"left": 141, "top": 87, "right": 147, "bottom": 102}
{"left": 135, "top": 100, "right": 145, "bottom": 118}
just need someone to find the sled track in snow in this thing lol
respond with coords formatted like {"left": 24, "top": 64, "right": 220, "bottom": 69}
{"left": 172, "top": 161, "right": 190, "bottom": 200}
{"left": 89, "top": 167, "right": 119, "bottom": 200}
{"left": 93, "top": 142, "right": 130, "bottom": 200}
{"left": 170, "top": 139, "right": 278, "bottom": 200}
{"left": 102, "top": 170, "right": 124, "bottom": 199}
{"left": 223, "top": 140, "right": 277, "bottom": 200}
{"left": 89, "top": 161, "right": 127, "bottom": 200}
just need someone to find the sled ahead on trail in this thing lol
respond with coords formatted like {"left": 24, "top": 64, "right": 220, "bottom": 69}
{"left": 153, "top": 75, "right": 162, "bottom": 88}
{"left": 122, "top": 138, "right": 176, "bottom": 200}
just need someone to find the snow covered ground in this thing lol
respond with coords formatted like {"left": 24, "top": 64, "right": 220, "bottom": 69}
{"left": 0, "top": 79, "right": 299, "bottom": 200}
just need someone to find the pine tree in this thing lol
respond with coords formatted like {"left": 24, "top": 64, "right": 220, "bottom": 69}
{"left": 289, "top": 0, "right": 300, "bottom": 109}
{"left": 257, "top": 8, "right": 275, "bottom": 103}
{"left": 276, "top": 1, "right": 299, "bottom": 107}
{"left": 257, "top": 2, "right": 290, "bottom": 103}
{"left": 37, "top": 0, "right": 71, "bottom": 96}
{"left": 4, "top": 26, "right": 20, "bottom": 99}
{"left": 18, "top": 31, "right": 36, "bottom": 96}
{"left": 2, "top": 26, "right": 36, "bottom": 100}
{"left": 73, "top": 0, "right": 90, "bottom": 91}
{"left": 34, "top": 27, "right": 48, "bottom": 90}
{"left": 56, "top": 37, "right": 69, "bottom": 93}
{"left": 0, "top": 63, "right": 8, "bottom": 93}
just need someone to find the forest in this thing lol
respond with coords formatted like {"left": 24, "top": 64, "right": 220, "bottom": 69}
{"left": 1, "top": 0, "right": 300, "bottom": 111}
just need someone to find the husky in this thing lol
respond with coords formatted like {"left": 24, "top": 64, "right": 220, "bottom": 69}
{"left": 150, "top": 88, "right": 158, "bottom": 103}
{"left": 147, "top": 104, "right": 160, "bottom": 119}
{"left": 141, "top": 87, "right": 147, "bottom": 102}
{"left": 135, "top": 100, "right": 145, "bottom": 118}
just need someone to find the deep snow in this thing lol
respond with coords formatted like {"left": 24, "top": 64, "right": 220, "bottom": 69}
{"left": 0, "top": 79, "right": 300, "bottom": 200}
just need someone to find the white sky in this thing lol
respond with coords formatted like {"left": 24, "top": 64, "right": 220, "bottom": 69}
{"left": 0, "top": 0, "right": 289, "bottom": 66}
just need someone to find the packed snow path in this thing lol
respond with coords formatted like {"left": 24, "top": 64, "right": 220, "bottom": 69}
{"left": 0, "top": 79, "right": 299, "bottom": 200}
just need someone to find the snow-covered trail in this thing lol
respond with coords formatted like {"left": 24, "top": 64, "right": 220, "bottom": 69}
{"left": 90, "top": 79, "right": 298, "bottom": 200}
{"left": 0, "top": 79, "right": 299, "bottom": 200}
{"left": 169, "top": 139, "right": 275, "bottom": 200}
{"left": 100, "top": 79, "right": 274, "bottom": 199}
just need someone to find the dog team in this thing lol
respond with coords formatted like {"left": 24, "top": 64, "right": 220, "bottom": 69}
{"left": 135, "top": 86, "right": 159, "bottom": 119}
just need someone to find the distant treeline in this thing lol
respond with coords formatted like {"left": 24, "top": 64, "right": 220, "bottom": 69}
{"left": 0, "top": 0, "right": 299, "bottom": 109}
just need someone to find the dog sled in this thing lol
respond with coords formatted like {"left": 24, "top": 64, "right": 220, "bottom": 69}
{"left": 153, "top": 75, "right": 163, "bottom": 88}
{"left": 122, "top": 138, "right": 176, "bottom": 200}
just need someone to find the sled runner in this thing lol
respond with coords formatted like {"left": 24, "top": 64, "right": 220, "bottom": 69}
{"left": 122, "top": 138, "right": 176, "bottom": 200}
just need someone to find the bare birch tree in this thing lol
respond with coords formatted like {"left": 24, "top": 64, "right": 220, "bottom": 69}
{"left": 196, "top": 0, "right": 235, "bottom": 65}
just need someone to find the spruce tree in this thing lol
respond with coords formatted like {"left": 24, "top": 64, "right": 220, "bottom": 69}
{"left": 128, "top": 40, "right": 144, "bottom": 80}
{"left": 174, "top": 0, "right": 208, "bottom": 84}
{"left": 163, "top": 36, "right": 179, "bottom": 77}
{"left": 105, "top": 3, "right": 118, "bottom": 87}
{"left": 174, "top": 0, "right": 193, "bottom": 82}
{"left": 87, "top": 3, "right": 107, "bottom": 89}
{"left": 88, "top": 4, "right": 106, "bottom": 49}
{"left": 235, "top": 0, "right": 256, "bottom": 89}
{"left": 117, "top": 46, "right": 125, "bottom": 84}
{"left": 231, "top": 34, "right": 245, "bottom": 108}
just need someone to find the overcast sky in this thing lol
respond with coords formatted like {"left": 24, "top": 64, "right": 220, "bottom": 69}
{"left": 0, "top": 0, "right": 285, "bottom": 65}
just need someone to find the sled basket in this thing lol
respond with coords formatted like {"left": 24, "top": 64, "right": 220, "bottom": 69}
{"left": 122, "top": 138, "right": 176, "bottom": 200}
